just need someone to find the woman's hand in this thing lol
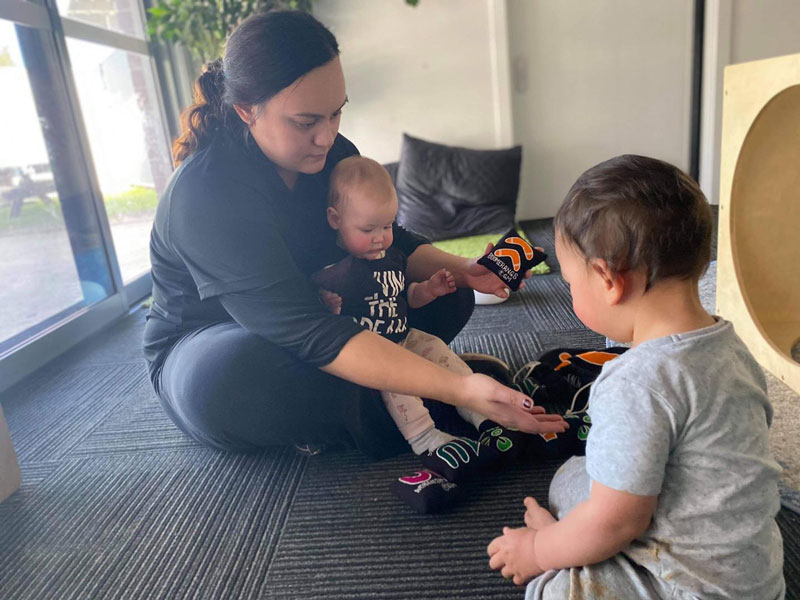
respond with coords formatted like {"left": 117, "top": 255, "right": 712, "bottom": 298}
{"left": 487, "top": 526, "right": 545, "bottom": 585}
{"left": 463, "top": 243, "right": 541, "bottom": 298}
{"left": 458, "top": 373, "right": 569, "bottom": 435}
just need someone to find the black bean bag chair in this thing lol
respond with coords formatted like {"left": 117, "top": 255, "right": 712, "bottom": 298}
{"left": 392, "top": 133, "right": 522, "bottom": 241}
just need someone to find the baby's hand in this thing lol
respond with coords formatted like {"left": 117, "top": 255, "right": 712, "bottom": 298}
{"left": 487, "top": 526, "right": 544, "bottom": 585}
{"left": 523, "top": 497, "right": 557, "bottom": 530}
{"left": 427, "top": 268, "right": 456, "bottom": 298}
{"left": 319, "top": 289, "right": 342, "bottom": 315}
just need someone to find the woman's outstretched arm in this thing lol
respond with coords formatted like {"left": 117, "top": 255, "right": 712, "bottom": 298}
{"left": 321, "top": 330, "right": 568, "bottom": 435}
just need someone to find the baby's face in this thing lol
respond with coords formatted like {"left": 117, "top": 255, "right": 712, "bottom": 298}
{"left": 556, "top": 232, "right": 612, "bottom": 336}
{"left": 334, "top": 187, "right": 397, "bottom": 260}
{"left": 555, "top": 231, "right": 636, "bottom": 343}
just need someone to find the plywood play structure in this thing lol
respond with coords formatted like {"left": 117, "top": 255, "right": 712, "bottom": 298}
{"left": 717, "top": 52, "right": 800, "bottom": 395}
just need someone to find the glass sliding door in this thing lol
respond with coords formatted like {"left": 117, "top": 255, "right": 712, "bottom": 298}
{"left": 0, "top": 0, "right": 177, "bottom": 391}
{"left": 0, "top": 19, "right": 113, "bottom": 354}
{"left": 56, "top": 1, "right": 173, "bottom": 290}
{"left": 66, "top": 38, "right": 172, "bottom": 283}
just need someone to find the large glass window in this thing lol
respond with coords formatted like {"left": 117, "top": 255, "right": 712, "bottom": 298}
{"left": 0, "top": 0, "right": 178, "bottom": 385}
{"left": 0, "top": 20, "right": 113, "bottom": 351}
{"left": 67, "top": 38, "right": 172, "bottom": 283}
{"left": 55, "top": 0, "right": 145, "bottom": 39}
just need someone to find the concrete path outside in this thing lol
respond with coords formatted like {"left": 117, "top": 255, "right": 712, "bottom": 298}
{"left": 0, "top": 220, "right": 152, "bottom": 344}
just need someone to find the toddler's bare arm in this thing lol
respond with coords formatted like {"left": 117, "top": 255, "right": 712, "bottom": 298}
{"left": 488, "top": 482, "right": 656, "bottom": 585}
{"left": 536, "top": 481, "right": 656, "bottom": 570}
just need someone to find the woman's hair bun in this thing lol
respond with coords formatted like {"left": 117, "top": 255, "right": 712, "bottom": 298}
{"left": 195, "top": 58, "right": 226, "bottom": 114}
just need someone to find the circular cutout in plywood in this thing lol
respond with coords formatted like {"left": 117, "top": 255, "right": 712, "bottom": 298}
{"left": 730, "top": 84, "right": 800, "bottom": 362}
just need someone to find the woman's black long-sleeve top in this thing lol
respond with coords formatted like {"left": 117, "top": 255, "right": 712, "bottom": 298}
{"left": 143, "top": 131, "right": 427, "bottom": 381}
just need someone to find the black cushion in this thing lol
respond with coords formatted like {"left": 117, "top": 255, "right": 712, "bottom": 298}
{"left": 395, "top": 134, "right": 522, "bottom": 241}
{"left": 384, "top": 161, "right": 399, "bottom": 185}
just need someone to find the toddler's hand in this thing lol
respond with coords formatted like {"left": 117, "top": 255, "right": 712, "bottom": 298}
{"left": 523, "top": 496, "right": 557, "bottom": 530}
{"left": 487, "top": 526, "right": 544, "bottom": 585}
{"left": 427, "top": 268, "right": 456, "bottom": 298}
{"left": 319, "top": 289, "right": 342, "bottom": 315}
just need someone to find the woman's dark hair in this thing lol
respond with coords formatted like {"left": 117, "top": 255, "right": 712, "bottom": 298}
{"left": 172, "top": 10, "right": 340, "bottom": 165}
{"left": 554, "top": 154, "right": 713, "bottom": 289}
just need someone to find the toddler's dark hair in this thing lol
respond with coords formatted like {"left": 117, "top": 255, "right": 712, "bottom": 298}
{"left": 554, "top": 155, "right": 712, "bottom": 289}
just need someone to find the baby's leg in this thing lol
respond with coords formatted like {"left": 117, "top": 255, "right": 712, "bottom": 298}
{"left": 383, "top": 331, "right": 464, "bottom": 454}
{"left": 526, "top": 554, "right": 675, "bottom": 600}
{"left": 526, "top": 456, "right": 677, "bottom": 599}
{"left": 405, "top": 329, "right": 532, "bottom": 461}
{"left": 380, "top": 388, "right": 454, "bottom": 455}
{"left": 401, "top": 329, "right": 486, "bottom": 429}
{"left": 403, "top": 329, "right": 530, "bottom": 481}
{"left": 548, "top": 455, "right": 591, "bottom": 519}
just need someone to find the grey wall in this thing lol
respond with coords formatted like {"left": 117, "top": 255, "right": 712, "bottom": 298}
{"left": 700, "top": 0, "right": 800, "bottom": 205}
{"left": 315, "top": 0, "right": 511, "bottom": 165}
{"left": 187, "top": 1, "right": 800, "bottom": 218}
{"left": 507, "top": 0, "right": 695, "bottom": 219}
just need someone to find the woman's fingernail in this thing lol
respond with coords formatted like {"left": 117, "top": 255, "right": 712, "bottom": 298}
{"left": 522, "top": 398, "right": 532, "bottom": 410}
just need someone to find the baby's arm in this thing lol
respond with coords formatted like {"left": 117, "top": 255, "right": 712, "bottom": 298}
{"left": 318, "top": 289, "right": 342, "bottom": 314}
{"left": 311, "top": 258, "right": 350, "bottom": 314}
{"left": 535, "top": 481, "right": 656, "bottom": 569}
{"left": 488, "top": 481, "right": 656, "bottom": 585}
{"left": 407, "top": 268, "right": 456, "bottom": 309}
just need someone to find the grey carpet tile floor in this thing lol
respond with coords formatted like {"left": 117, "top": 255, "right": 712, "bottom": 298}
{"left": 0, "top": 309, "right": 310, "bottom": 599}
{"left": 3, "top": 364, "right": 141, "bottom": 464}
{"left": 66, "top": 372, "right": 198, "bottom": 458}
{"left": 265, "top": 451, "right": 563, "bottom": 600}
{"left": 0, "top": 446, "right": 306, "bottom": 600}
{"left": 0, "top": 211, "right": 795, "bottom": 600}
{"left": 783, "top": 509, "right": 800, "bottom": 598}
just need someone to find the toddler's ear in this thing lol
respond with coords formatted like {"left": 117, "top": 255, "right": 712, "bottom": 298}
{"left": 590, "top": 259, "right": 626, "bottom": 305}
{"left": 326, "top": 206, "right": 341, "bottom": 230}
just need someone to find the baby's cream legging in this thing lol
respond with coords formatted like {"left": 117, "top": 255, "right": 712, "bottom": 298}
{"left": 381, "top": 328, "right": 485, "bottom": 441}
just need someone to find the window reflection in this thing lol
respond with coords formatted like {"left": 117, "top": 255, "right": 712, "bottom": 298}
{"left": 67, "top": 38, "right": 172, "bottom": 283}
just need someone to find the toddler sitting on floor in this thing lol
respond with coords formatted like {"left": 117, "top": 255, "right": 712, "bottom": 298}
{"left": 488, "top": 154, "right": 785, "bottom": 599}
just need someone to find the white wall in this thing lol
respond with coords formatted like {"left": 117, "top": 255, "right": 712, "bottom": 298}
{"left": 700, "top": 0, "right": 800, "bottom": 205}
{"left": 507, "top": 0, "right": 695, "bottom": 219}
{"left": 314, "top": 0, "right": 512, "bottom": 165}
{"left": 322, "top": 1, "right": 800, "bottom": 221}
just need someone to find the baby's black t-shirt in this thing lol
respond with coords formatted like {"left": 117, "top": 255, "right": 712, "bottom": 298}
{"left": 312, "top": 248, "right": 410, "bottom": 344}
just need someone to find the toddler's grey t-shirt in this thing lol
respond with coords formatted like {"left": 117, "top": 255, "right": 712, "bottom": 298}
{"left": 585, "top": 318, "right": 785, "bottom": 599}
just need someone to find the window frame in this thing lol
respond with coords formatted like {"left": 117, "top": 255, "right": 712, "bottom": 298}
{"left": 0, "top": 0, "right": 175, "bottom": 392}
